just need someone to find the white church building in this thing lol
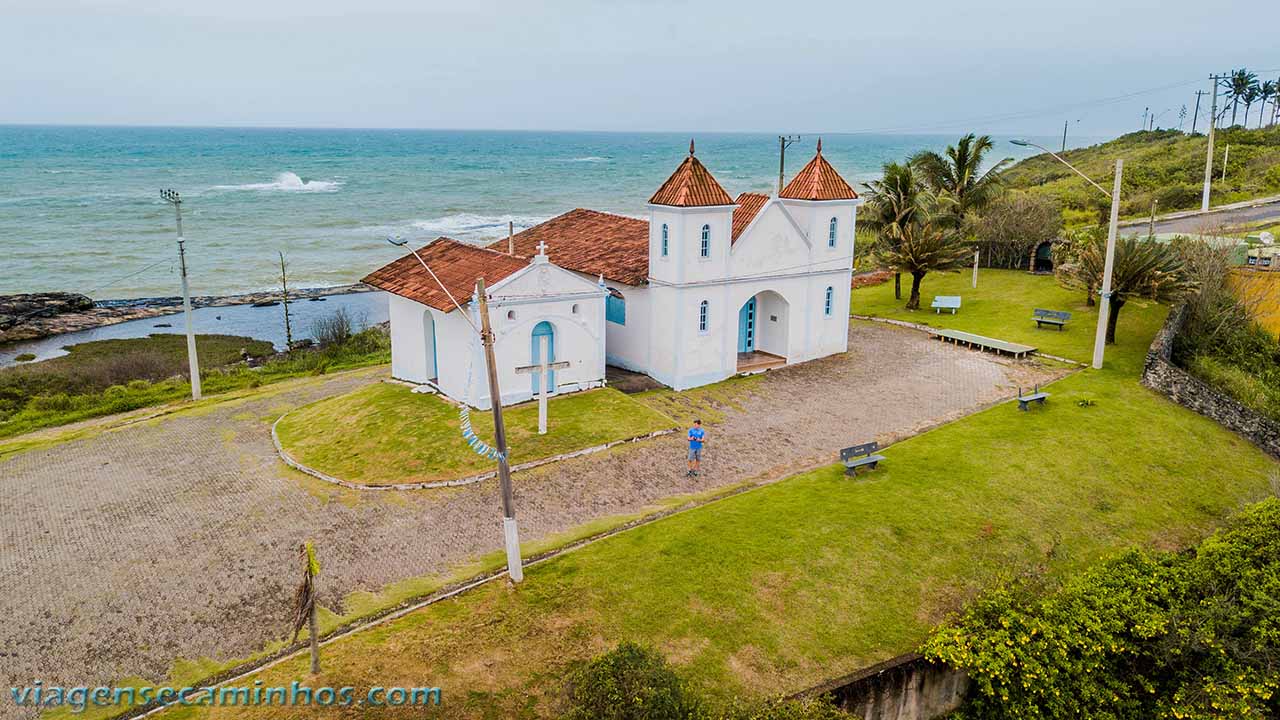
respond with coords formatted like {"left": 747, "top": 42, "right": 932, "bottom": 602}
{"left": 363, "top": 139, "right": 862, "bottom": 408}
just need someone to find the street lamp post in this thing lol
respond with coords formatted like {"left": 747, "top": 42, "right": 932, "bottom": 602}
{"left": 1011, "top": 140, "right": 1122, "bottom": 370}
{"left": 160, "top": 189, "right": 202, "bottom": 400}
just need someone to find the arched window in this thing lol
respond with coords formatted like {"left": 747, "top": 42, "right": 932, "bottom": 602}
{"left": 824, "top": 286, "right": 834, "bottom": 316}
{"left": 698, "top": 300, "right": 709, "bottom": 333}
{"left": 700, "top": 224, "right": 711, "bottom": 258}
{"left": 606, "top": 288, "right": 626, "bottom": 325}
{"left": 828, "top": 217, "right": 838, "bottom": 248}
{"left": 660, "top": 224, "right": 669, "bottom": 257}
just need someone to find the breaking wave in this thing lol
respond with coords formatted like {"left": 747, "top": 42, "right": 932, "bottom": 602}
{"left": 405, "top": 213, "right": 553, "bottom": 241}
{"left": 213, "top": 171, "right": 341, "bottom": 193}
{"left": 560, "top": 156, "right": 610, "bottom": 163}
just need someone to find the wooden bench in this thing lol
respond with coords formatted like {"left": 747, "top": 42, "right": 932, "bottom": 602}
{"left": 930, "top": 328, "right": 1037, "bottom": 360}
{"left": 840, "top": 442, "right": 886, "bottom": 476}
{"left": 1032, "top": 308, "right": 1071, "bottom": 330}
{"left": 931, "top": 295, "right": 961, "bottom": 314}
{"left": 1016, "top": 385, "right": 1050, "bottom": 411}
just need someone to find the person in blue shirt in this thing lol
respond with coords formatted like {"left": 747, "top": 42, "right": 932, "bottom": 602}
{"left": 686, "top": 419, "right": 706, "bottom": 476}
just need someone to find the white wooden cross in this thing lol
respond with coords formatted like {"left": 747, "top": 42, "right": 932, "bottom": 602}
{"left": 536, "top": 240, "right": 548, "bottom": 255}
{"left": 514, "top": 336, "right": 570, "bottom": 434}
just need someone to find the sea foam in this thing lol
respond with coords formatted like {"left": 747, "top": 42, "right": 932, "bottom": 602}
{"left": 405, "top": 213, "right": 552, "bottom": 241}
{"left": 214, "top": 171, "right": 341, "bottom": 193}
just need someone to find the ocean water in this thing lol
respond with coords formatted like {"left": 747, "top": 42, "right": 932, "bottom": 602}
{"left": 0, "top": 126, "right": 1074, "bottom": 300}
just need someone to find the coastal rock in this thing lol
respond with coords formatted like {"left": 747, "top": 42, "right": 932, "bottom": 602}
{"left": 0, "top": 293, "right": 95, "bottom": 331}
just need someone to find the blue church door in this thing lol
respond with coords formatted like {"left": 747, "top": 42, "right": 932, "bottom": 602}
{"left": 531, "top": 321, "right": 556, "bottom": 394}
{"left": 737, "top": 297, "right": 756, "bottom": 353}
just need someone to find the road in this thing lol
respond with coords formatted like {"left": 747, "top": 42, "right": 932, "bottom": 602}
{"left": 1120, "top": 195, "right": 1280, "bottom": 236}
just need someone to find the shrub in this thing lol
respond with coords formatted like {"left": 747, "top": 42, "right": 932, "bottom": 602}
{"left": 14, "top": 353, "right": 35, "bottom": 362}
{"left": 970, "top": 192, "right": 1063, "bottom": 269}
{"left": 923, "top": 498, "right": 1280, "bottom": 720}
{"left": 562, "top": 642, "right": 703, "bottom": 720}
{"left": 311, "top": 307, "right": 358, "bottom": 347}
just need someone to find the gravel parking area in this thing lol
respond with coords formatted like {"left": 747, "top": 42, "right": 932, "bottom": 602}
{"left": 0, "top": 322, "right": 1064, "bottom": 718}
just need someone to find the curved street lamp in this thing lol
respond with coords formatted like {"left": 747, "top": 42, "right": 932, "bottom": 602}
{"left": 1011, "top": 140, "right": 1123, "bottom": 370}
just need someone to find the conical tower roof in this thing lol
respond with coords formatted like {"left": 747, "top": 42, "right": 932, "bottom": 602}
{"left": 779, "top": 138, "right": 858, "bottom": 201}
{"left": 649, "top": 140, "right": 735, "bottom": 207}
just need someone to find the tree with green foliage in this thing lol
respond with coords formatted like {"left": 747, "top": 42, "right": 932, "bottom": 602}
{"left": 878, "top": 195, "right": 974, "bottom": 310}
{"left": 1058, "top": 233, "right": 1193, "bottom": 343}
{"left": 861, "top": 162, "right": 923, "bottom": 301}
{"left": 923, "top": 498, "right": 1280, "bottom": 720}
{"left": 910, "top": 133, "right": 1012, "bottom": 224}
{"left": 1227, "top": 68, "right": 1259, "bottom": 127}
{"left": 1257, "top": 80, "right": 1276, "bottom": 128}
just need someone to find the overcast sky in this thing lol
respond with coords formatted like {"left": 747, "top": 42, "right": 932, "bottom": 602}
{"left": 2, "top": 0, "right": 1277, "bottom": 136}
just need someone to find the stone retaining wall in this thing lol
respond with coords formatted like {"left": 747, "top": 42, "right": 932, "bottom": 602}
{"left": 1141, "top": 304, "right": 1280, "bottom": 458}
{"left": 796, "top": 653, "right": 968, "bottom": 720}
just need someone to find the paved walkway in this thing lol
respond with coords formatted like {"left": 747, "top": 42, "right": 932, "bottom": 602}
{"left": 0, "top": 323, "right": 1063, "bottom": 716}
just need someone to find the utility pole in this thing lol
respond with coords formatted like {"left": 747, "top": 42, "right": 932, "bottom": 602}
{"left": 1191, "top": 91, "right": 1204, "bottom": 134}
{"left": 1202, "top": 74, "right": 1223, "bottom": 212}
{"left": 1222, "top": 145, "right": 1230, "bottom": 183}
{"left": 160, "top": 189, "right": 201, "bottom": 401}
{"left": 1093, "top": 159, "right": 1123, "bottom": 370}
{"left": 777, "top": 135, "right": 800, "bottom": 194}
{"left": 1149, "top": 199, "right": 1158, "bottom": 237}
{"left": 1061, "top": 120, "right": 1068, "bottom": 152}
{"left": 1142, "top": 107, "right": 1148, "bottom": 131}
{"left": 475, "top": 277, "right": 523, "bottom": 583}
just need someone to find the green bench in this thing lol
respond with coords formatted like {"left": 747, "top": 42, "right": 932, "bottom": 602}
{"left": 1033, "top": 308, "right": 1071, "bottom": 330}
{"left": 840, "top": 442, "right": 885, "bottom": 476}
{"left": 1016, "top": 385, "right": 1050, "bottom": 411}
{"left": 931, "top": 295, "right": 961, "bottom": 314}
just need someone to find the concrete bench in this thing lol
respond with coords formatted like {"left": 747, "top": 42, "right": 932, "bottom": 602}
{"left": 1033, "top": 308, "right": 1071, "bottom": 330}
{"left": 931, "top": 296, "right": 961, "bottom": 314}
{"left": 1016, "top": 385, "right": 1050, "bottom": 411}
{"left": 841, "top": 441, "right": 886, "bottom": 476}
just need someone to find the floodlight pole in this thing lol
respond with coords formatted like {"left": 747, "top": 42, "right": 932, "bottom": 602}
{"left": 161, "top": 189, "right": 201, "bottom": 400}
{"left": 476, "top": 277, "right": 523, "bottom": 583}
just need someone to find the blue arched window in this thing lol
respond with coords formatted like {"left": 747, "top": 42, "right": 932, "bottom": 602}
{"left": 698, "top": 300, "right": 709, "bottom": 333}
{"left": 606, "top": 288, "right": 626, "bottom": 325}
{"left": 700, "top": 224, "right": 711, "bottom": 258}
{"left": 661, "top": 224, "right": 669, "bottom": 257}
{"left": 828, "top": 217, "right": 838, "bottom": 248}
{"left": 824, "top": 286, "right": 834, "bottom": 316}
{"left": 530, "top": 321, "right": 556, "bottom": 393}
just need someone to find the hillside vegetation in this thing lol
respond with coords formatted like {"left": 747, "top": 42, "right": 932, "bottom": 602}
{"left": 1003, "top": 126, "right": 1280, "bottom": 226}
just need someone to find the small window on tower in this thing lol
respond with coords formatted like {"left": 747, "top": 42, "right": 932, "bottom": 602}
{"left": 698, "top": 300, "right": 709, "bottom": 333}
{"left": 661, "top": 224, "right": 669, "bottom": 257}
{"left": 828, "top": 217, "right": 838, "bottom": 248}
{"left": 700, "top": 224, "right": 710, "bottom": 258}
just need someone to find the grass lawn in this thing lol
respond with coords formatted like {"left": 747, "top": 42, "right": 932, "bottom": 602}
{"left": 275, "top": 384, "right": 677, "bottom": 486}
{"left": 852, "top": 268, "right": 1168, "bottom": 372}
{"left": 146, "top": 271, "right": 1277, "bottom": 720}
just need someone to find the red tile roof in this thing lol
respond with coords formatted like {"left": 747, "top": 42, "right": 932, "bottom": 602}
{"left": 362, "top": 238, "right": 530, "bottom": 312}
{"left": 780, "top": 139, "right": 858, "bottom": 201}
{"left": 731, "top": 192, "right": 770, "bottom": 242}
{"left": 648, "top": 140, "right": 735, "bottom": 207}
{"left": 487, "top": 208, "right": 650, "bottom": 286}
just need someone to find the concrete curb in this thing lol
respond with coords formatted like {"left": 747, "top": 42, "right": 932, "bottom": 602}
{"left": 271, "top": 411, "right": 679, "bottom": 491}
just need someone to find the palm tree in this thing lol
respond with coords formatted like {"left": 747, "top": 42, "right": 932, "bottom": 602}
{"left": 910, "top": 134, "right": 1013, "bottom": 224}
{"left": 862, "top": 162, "right": 922, "bottom": 300}
{"left": 1227, "top": 68, "right": 1258, "bottom": 127}
{"left": 878, "top": 193, "right": 974, "bottom": 310}
{"left": 1242, "top": 84, "right": 1261, "bottom": 129}
{"left": 1257, "top": 81, "right": 1276, "bottom": 128}
{"left": 1060, "top": 234, "right": 1194, "bottom": 343}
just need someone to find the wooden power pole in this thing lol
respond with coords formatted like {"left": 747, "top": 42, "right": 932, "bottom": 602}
{"left": 475, "top": 277, "right": 523, "bottom": 583}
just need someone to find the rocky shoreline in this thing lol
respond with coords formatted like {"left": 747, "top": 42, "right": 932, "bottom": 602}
{"left": 0, "top": 284, "right": 374, "bottom": 344}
